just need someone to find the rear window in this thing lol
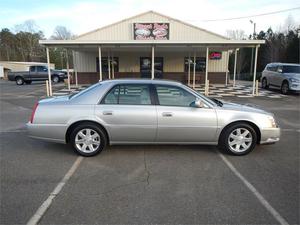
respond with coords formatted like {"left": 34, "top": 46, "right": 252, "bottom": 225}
{"left": 282, "top": 66, "right": 300, "bottom": 73}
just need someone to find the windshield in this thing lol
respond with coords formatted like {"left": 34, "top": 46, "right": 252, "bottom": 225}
{"left": 69, "top": 83, "right": 100, "bottom": 99}
{"left": 282, "top": 65, "right": 300, "bottom": 74}
{"left": 183, "top": 85, "right": 217, "bottom": 106}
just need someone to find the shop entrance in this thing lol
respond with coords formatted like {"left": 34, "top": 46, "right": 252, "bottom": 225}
{"left": 140, "top": 57, "right": 163, "bottom": 79}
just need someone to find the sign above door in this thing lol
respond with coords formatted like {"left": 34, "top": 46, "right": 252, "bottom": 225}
{"left": 133, "top": 23, "right": 170, "bottom": 40}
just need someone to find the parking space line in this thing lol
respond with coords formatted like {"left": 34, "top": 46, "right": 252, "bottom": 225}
{"left": 26, "top": 156, "right": 83, "bottom": 225}
{"left": 217, "top": 152, "right": 289, "bottom": 225}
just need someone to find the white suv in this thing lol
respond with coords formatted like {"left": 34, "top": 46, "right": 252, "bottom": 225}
{"left": 261, "top": 63, "right": 300, "bottom": 94}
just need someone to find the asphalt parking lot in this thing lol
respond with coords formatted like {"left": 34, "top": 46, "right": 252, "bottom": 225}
{"left": 0, "top": 79, "right": 299, "bottom": 225}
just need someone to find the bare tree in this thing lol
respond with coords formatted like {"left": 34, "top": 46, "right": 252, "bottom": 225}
{"left": 226, "top": 29, "right": 247, "bottom": 40}
{"left": 51, "top": 26, "right": 73, "bottom": 40}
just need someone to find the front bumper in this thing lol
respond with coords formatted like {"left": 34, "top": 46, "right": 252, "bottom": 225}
{"left": 289, "top": 83, "right": 300, "bottom": 91}
{"left": 260, "top": 127, "right": 280, "bottom": 144}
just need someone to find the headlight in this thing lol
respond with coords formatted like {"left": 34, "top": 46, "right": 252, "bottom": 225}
{"left": 267, "top": 116, "right": 277, "bottom": 128}
{"left": 289, "top": 78, "right": 300, "bottom": 83}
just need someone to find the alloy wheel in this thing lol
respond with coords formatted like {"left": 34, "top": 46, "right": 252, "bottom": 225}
{"left": 75, "top": 128, "right": 101, "bottom": 153}
{"left": 228, "top": 128, "right": 253, "bottom": 153}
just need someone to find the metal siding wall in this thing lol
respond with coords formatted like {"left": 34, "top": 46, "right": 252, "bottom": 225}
{"left": 76, "top": 12, "right": 226, "bottom": 41}
{"left": 74, "top": 52, "right": 97, "bottom": 72}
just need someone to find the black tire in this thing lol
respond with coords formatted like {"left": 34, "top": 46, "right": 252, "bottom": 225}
{"left": 281, "top": 81, "right": 289, "bottom": 95}
{"left": 261, "top": 78, "right": 269, "bottom": 89}
{"left": 52, "top": 75, "right": 60, "bottom": 83}
{"left": 25, "top": 80, "right": 32, "bottom": 84}
{"left": 218, "top": 123, "right": 257, "bottom": 156}
{"left": 70, "top": 122, "right": 107, "bottom": 157}
{"left": 15, "top": 77, "right": 24, "bottom": 85}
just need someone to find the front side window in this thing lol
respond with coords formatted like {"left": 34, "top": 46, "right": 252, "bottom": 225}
{"left": 156, "top": 85, "right": 196, "bottom": 107}
{"left": 282, "top": 66, "right": 300, "bottom": 74}
{"left": 102, "top": 84, "right": 151, "bottom": 105}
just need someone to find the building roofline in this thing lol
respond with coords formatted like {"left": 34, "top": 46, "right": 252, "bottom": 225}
{"left": 75, "top": 10, "right": 229, "bottom": 40}
{"left": 39, "top": 39, "right": 265, "bottom": 46}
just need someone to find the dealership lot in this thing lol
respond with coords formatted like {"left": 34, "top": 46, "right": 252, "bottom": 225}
{"left": 0, "top": 80, "right": 299, "bottom": 224}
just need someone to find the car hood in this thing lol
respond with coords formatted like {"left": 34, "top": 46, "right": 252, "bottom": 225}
{"left": 284, "top": 73, "right": 300, "bottom": 78}
{"left": 219, "top": 101, "right": 272, "bottom": 115}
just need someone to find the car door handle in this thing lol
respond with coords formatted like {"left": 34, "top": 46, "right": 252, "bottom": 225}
{"left": 162, "top": 112, "right": 173, "bottom": 117}
{"left": 103, "top": 111, "right": 113, "bottom": 115}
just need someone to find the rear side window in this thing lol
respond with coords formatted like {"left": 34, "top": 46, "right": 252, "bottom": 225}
{"left": 102, "top": 84, "right": 152, "bottom": 105}
{"left": 268, "top": 66, "right": 278, "bottom": 72}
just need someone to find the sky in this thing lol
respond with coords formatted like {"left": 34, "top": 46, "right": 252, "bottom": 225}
{"left": 0, "top": 0, "right": 299, "bottom": 38}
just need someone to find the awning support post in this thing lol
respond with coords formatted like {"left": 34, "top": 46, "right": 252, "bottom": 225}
{"left": 151, "top": 45, "right": 155, "bottom": 79}
{"left": 233, "top": 48, "right": 238, "bottom": 87}
{"left": 192, "top": 51, "right": 196, "bottom": 89}
{"left": 46, "top": 47, "right": 52, "bottom": 96}
{"left": 66, "top": 50, "right": 70, "bottom": 91}
{"left": 98, "top": 46, "right": 102, "bottom": 81}
{"left": 111, "top": 52, "right": 114, "bottom": 79}
{"left": 252, "top": 45, "right": 259, "bottom": 95}
{"left": 205, "top": 47, "right": 209, "bottom": 95}
{"left": 72, "top": 50, "right": 78, "bottom": 87}
{"left": 225, "top": 50, "right": 229, "bottom": 86}
{"left": 188, "top": 52, "right": 191, "bottom": 86}
{"left": 108, "top": 52, "right": 111, "bottom": 79}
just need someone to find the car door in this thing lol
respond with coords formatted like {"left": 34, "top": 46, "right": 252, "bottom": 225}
{"left": 36, "top": 66, "right": 48, "bottom": 80}
{"left": 154, "top": 84, "right": 218, "bottom": 143}
{"left": 268, "top": 65, "right": 278, "bottom": 86}
{"left": 95, "top": 84, "right": 157, "bottom": 143}
{"left": 273, "top": 66, "right": 284, "bottom": 87}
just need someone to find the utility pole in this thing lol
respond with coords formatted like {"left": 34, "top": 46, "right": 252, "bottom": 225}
{"left": 250, "top": 20, "right": 256, "bottom": 77}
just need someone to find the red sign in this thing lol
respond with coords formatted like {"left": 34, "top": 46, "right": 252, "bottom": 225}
{"left": 209, "top": 52, "right": 222, "bottom": 60}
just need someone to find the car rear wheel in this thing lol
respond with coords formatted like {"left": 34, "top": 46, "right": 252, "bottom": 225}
{"left": 15, "top": 77, "right": 24, "bottom": 85}
{"left": 70, "top": 123, "right": 107, "bottom": 156}
{"left": 52, "top": 75, "right": 60, "bottom": 83}
{"left": 281, "top": 81, "right": 289, "bottom": 95}
{"left": 261, "top": 78, "right": 268, "bottom": 89}
{"left": 219, "top": 123, "right": 257, "bottom": 156}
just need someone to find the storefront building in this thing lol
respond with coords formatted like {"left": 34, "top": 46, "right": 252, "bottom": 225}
{"left": 40, "top": 11, "right": 264, "bottom": 93}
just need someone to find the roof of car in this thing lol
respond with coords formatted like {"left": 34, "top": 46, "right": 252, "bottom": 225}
{"left": 99, "top": 79, "right": 184, "bottom": 86}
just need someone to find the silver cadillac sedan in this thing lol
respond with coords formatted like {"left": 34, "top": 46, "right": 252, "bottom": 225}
{"left": 27, "top": 79, "right": 280, "bottom": 156}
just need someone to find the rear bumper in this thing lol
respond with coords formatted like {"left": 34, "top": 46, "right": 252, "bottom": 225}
{"left": 260, "top": 127, "right": 280, "bottom": 144}
{"left": 26, "top": 122, "right": 67, "bottom": 143}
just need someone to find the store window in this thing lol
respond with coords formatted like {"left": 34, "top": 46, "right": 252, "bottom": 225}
{"left": 140, "top": 57, "right": 163, "bottom": 78}
{"left": 96, "top": 57, "right": 119, "bottom": 72}
{"left": 184, "top": 57, "right": 206, "bottom": 72}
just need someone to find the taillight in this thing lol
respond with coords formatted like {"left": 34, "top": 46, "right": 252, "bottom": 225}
{"left": 30, "top": 102, "right": 39, "bottom": 123}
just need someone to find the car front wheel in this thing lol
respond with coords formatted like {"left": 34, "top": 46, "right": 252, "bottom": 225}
{"left": 70, "top": 123, "right": 107, "bottom": 156}
{"left": 219, "top": 123, "right": 257, "bottom": 156}
{"left": 281, "top": 81, "right": 289, "bottom": 95}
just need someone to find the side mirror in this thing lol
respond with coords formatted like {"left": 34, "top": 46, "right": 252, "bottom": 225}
{"left": 277, "top": 68, "right": 283, "bottom": 73}
{"left": 191, "top": 98, "right": 205, "bottom": 108}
